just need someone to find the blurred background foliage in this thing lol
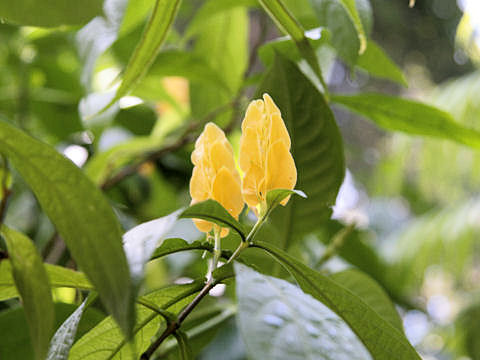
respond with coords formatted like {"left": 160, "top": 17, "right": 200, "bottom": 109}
{"left": 1, "top": 0, "right": 480, "bottom": 359}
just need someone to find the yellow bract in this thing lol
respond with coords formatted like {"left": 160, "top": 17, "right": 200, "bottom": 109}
{"left": 239, "top": 94, "right": 297, "bottom": 214}
{"left": 189, "top": 122, "right": 243, "bottom": 237}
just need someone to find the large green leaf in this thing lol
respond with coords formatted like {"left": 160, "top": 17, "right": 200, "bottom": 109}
{"left": 180, "top": 200, "right": 246, "bottom": 241}
{"left": 0, "top": 0, "right": 103, "bottom": 27}
{"left": 190, "top": 5, "right": 247, "bottom": 125}
{"left": 235, "top": 264, "right": 371, "bottom": 360}
{"left": 258, "top": 55, "right": 345, "bottom": 249}
{"left": 150, "top": 238, "right": 214, "bottom": 260}
{"left": 0, "top": 261, "right": 92, "bottom": 301}
{"left": 1, "top": 227, "right": 54, "bottom": 360}
{"left": 0, "top": 119, "right": 134, "bottom": 336}
{"left": 310, "top": 0, "right": 372, "bottom": 65}
{"left": 103, "top": 0, "right": 182, "bottom": 112}
{"left": 252, "top": 241, "right": 421, "bottom": 360}
{"left": 0, "top": 303, "right": 104, "bottom": 360}
{"left": 332, "top": 93, "right": 480, "bottom": 148}
{"left": 70, "top": 281, "right": 204, "bottom": 359}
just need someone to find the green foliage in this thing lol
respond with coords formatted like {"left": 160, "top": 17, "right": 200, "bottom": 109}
{"left": 1, "top": 226, "right": 54, "bottom": 360}
{"left": 259, "top": 56, "right": 345, "bottom": 249}
{"left": 0, "top": 0, "right": 103, "bottom": 27}
{"left": 333, "top": 93, "right": 480, "bottom": 148}
{"left": 0, "top": 119, "right": 134, "bottom": 336}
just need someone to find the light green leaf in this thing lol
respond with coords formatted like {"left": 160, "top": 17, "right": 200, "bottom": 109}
{"left": 102, "top": 0, "right": 182, "bottom": 112}
{"left": 190, "top": 5, "right": 247, "bottom": 125}
{"left": 1, "top": 226, "right": 54, "bottom": 360}
{"left": 0, "top": 261, "right": 92, "bottom": 301}
{"left": 258, "top": 0, "right": 328, "bottom": 94}
{"left": 332, "top": 93, "right": 480, "bottom": 148}
{"left": 330, "top": 269, "right": 403, "bottom": 331}
{"left": 357, "top": 41, "right": 407, "bottom": 86}
{"left": 310, "top": 0, "right": 372, "bottom": 65}
{"left": 0, "top": 119, "right": 134, "bottom": 336}
{"left": 180, "top": 200, "right": 246, "bottom": 241}
{"left": 70, "top": 281, "right": 204, "bottom": 359}
{"left": 235, "top": 264, "right": 372, "bottom": 360}
{"left": 258, "top": 55, "right": 345, "bottom": 249}
{"left": 252, "top": 241, "right": 421, "bottom": 360}
{"left": 0, "top": 0, "right": 103, "bottom": 27}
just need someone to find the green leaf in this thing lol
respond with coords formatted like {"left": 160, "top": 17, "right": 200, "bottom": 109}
{"left": 0, "top": 261, "right": 92, "bottom": 301}
{"left": 1, "top": 226, "right": 54, "bottom": 360}
{"left": 310, "top": 0, "right": 372, "bottom": 65}
{"left": 102, "top": 0, "right": 182, "bottom": 112}
{"left": 150, "top": 238, "right": 213, "bottom": 261}
{"left": 258, "top": 55, "right": 345, "bottom": 249}
{"left": 46, "top": 294, "right": 97, "bottom": 360}
{"left": 0, "top": 119, "right": 134, "bottom": 337}
{"left": 235, "top": 264, "right": 372, "bottom": 360}
{"left": 357, "top": 41, "right": 407, "bottom": 86}
{"left": 0, "top": 303, "right": 104, "bottom": 360}
{"left": 266, "top": 189, "right": 307, "bottom": 215}
{"left": 332, "top": 93, "right": 480, "bottom": 148}
{"left": 190, "top": 5, "right": 247, "bottom": 125}
{"left": 70, "top": 281, "right": 204, "bottom": 359}
{"left": 174, "top": 331, "right": 193, "bottom": 360}
{"left": 179, "top": 200, "right": 246, "bottom": 241}
{"left": 258, "top": 0, "right": 328, "bottom": 94}
{"left": 0, "top": 0, "right": 103, "bottom": 27}
{"left": 252, "top": 241, "right": 421, "bottom": 360}
{"left": 330, "top": 269, "right": 403, "bottom": 331}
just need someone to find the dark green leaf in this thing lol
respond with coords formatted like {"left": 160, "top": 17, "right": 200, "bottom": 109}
{"left": 0, "top": 119, "right": 134, "bottom": 336}
{"left": 332, "top": 93, "right": 480, "bottom": 148}
{"left": 252, "top": 241, "right": 421, "bottom": 360}
{"left": 180, "top": 200, "right": 246, "bottom": 241}
{"left": 356, "top": 41, "right": 407, "bottom": 86}
{"left": 0, "top": 0, "right": 103, "bottom": 27}
{"left": 1, "top": 226, "right": 54, "bottom": 360}
{"left": 70, "top": 281, "right": 204, "bottom": 359}
{"left": 266, "top": 189, "right": 307, "bottom": 215}
{"left": 235, "top": 264, "right": 372, "bottom": 360}
{"left": 0, "top": 261, "right": 92, "bottom": 301}
{"left": 102, "top": 0, "right": 182, "bottom": 112}
{"left": 310, "top": 0, "right": 372, "bottom": 65}
{"left": 330, "top": 269, "right": 403, "bottom": 331}
{"left": 258, "top": 55, "right": 345, "bottom": 249}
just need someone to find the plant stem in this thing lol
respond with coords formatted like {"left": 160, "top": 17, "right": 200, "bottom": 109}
{"left": 316, "top": 224, "right": 355, "bottom": 268}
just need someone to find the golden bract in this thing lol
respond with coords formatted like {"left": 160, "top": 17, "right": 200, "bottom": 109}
{"left": 239, "top": 94, "right": 297, "bottom": 214}
{"left": 189, "top": 122, "right": 243, "bottom": 237}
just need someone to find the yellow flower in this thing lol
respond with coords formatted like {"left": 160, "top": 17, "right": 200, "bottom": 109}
{"left": 239, "top": 94, "right": 297, "bottom": 214}
{"left": 189, "top": 122, "right": 244, "bottom": 237}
